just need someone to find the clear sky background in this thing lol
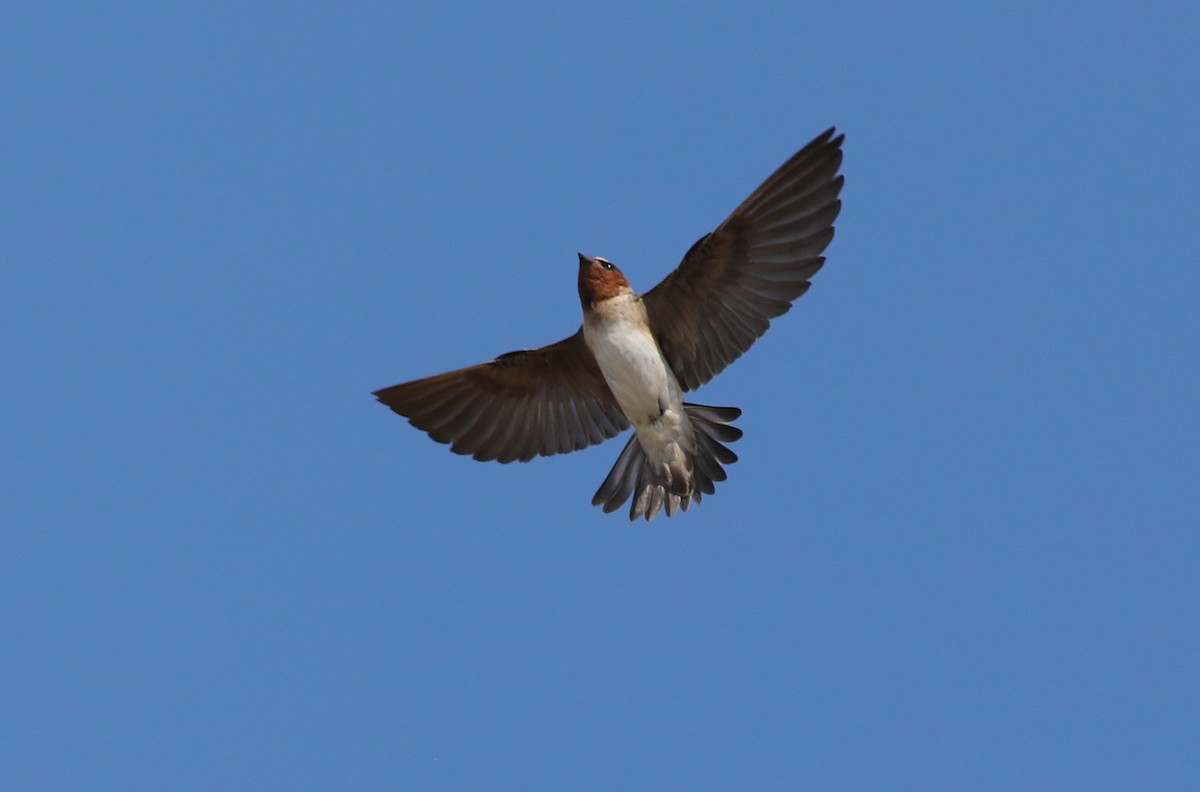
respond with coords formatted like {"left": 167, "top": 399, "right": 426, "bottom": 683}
{"left": 3, "top": 3, "right": 1198, "bottom": 790}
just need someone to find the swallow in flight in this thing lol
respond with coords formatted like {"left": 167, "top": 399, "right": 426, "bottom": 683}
{"left": 375, "top": 128, "right": 844, "bottom": 520}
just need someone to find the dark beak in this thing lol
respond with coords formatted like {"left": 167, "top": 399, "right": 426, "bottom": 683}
{"left": 577, "top": 252, "right": 594, "bottom": 267}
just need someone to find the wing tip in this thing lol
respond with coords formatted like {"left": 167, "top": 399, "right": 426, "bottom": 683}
{"left": 816, "top": 126, "right": 845, "bottom": 147}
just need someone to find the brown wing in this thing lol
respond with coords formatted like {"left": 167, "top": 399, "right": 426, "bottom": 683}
{"left": 373, "top": 329, "right": 629, "bottom": 463}
{"left": 642, "top": 128, "right": 844, "bottom": 392}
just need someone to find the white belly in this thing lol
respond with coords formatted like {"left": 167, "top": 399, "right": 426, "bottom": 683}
{"left": 585, "top": 318, "right": 674, "bottom": 420}
{"left": 590, "top": 324, "right": 660, "bottom": 413}
{"left": 583, "top": 313, "right": 696, "bottom": 487}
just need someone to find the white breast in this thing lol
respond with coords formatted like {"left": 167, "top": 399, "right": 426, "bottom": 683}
{"left": 582, "top": 296, "right": 687, "bottom": 426}
{"left": 587, "top": 319, "right": 671, "bottom": 422}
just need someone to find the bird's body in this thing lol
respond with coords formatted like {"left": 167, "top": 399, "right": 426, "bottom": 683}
{"left": 375, "top": 128, "right": 845, "bottom": 520}
{"left": 583, "top": 289, "right": 695, "bottom": 497}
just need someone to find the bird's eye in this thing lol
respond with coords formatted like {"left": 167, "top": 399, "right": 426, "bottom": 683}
{"left": 598, "top": 258, "right": 615, "bottom": 270}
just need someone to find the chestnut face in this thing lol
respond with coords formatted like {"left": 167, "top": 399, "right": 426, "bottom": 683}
{"left": 577, "top": 254, "right": 631, "bottom": 308}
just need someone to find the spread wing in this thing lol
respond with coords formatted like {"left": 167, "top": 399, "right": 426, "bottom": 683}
{"left": 373, "top": 330, "right": 629, "bottom": 463}
{"left": 642, "top": 128, "right": 844, "bottom": 392}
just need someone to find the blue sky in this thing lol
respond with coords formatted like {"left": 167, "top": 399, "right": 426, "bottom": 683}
{"left": 3, "top": 2, "right": 1198, "bottom": 789}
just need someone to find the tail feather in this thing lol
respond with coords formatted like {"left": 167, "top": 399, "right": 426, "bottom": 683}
{"left": 691, "top": 409, "right": 744, "bottom": 444}
{"left": 591, "top": 403, "right": 742, "bottom": 521}
{"left": 696, "top": 429, "right": 739, "bottom": 466}
{"left": 664, "top": 491, "right": 685, "bottom": 518}
{"left": 592, "top": 436, "right": 642, "bottom": 513}
{"left": 691, "top": 448, "right": 723, "bottom": 493}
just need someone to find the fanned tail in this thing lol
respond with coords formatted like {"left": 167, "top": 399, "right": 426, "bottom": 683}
{"left": 591, "top": 403, "right": 742, "bottom": 521}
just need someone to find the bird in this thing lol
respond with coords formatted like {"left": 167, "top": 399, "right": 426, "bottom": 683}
{"left": 374, "top": 127, "right": 844, "bottom": 521}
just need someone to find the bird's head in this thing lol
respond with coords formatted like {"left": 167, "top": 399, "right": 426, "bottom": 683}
{"left": 577, "top": 252, "right": 632, "bottom": 310}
